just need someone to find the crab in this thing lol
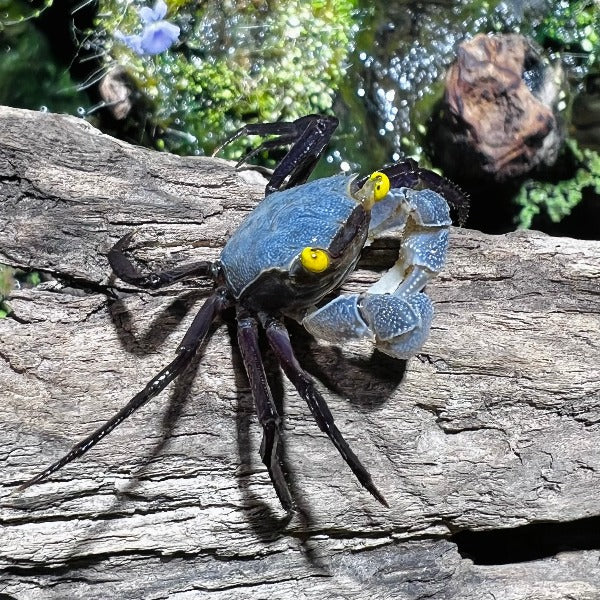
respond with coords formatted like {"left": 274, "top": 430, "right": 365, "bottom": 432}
{"left": 19, "top": 114, "right": 467, "bottom": 511}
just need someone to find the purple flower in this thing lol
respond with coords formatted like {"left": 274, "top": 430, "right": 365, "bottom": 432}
{"left": 115, "top": 0, "right": 180, "bottom": 56}
{"left": 139, "top": 0, "right": 167, "bottom": 24}
{"left": 115, "top": 32, "right": 144, "bottom": 54}
{"left": 138, "top": 19, "right": 180, "bottom": 54}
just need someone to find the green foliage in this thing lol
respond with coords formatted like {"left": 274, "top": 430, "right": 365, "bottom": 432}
{"left": 515, "top": 140, "right": 600, "bottom": 228}
{"left": 0, "top": 266, "right": 43, "bottom": 319}
{"left": 0, "top": 265, "right": 14, "bottom": 319}
{"left": 535, "top": 0, "right": 600, "bottom": 59}
{"left": 0, "top": 0, "right": 87, "bottom": 113}
{"left": 99, "top": 0, "right": 358, "bottom": 157}
{"left": 0, "top": 0, "right": 53, "bottom": 28}
{"left": 25, "top": 271, "right": 41, "bottom": 286}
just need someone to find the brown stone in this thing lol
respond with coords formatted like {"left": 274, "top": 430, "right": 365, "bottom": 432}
{"left": 99, "top": 67, "right": 135, "bottom": 120}
{"left": 433, "top": 33, "right": 563, "bottom": 182}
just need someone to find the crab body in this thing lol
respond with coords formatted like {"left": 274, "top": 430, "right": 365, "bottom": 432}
{"left": 19, "top": 115, "right": 468, "bottom": 512}
{"left": 221, "top": 174, "right": 367, "bottom": 312}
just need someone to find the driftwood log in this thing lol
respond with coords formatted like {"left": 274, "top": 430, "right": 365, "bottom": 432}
{"left": 1, "top": 105, "right": 599, "bottom": 599}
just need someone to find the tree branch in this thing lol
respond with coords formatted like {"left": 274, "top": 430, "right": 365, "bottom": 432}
{"left": 1, "top": 105, "right": 599, "bottom": 599}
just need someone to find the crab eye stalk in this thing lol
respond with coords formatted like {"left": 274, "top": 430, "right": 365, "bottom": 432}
{"left": 354, "top": 171, "right": 390, "bottom": 209}
{"left": 369, "top": 171, "right": 390, "bottom": 201}
{"left": 300, "top": 247, "right": 330, "bottom": 273}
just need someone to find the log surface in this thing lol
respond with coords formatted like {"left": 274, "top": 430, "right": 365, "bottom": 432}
{"left": 1, "top": 105, "right": 599, "bottom": 599}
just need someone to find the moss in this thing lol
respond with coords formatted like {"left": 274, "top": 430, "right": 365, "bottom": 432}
{"left": 0, "top": 265, "right": 14, "bottom": 318}
{"left": 0, "top": 267, "right": 44, "bottom": 318}
{"left": 515, "top": 140, "right": 600, "bottom": 228}
{"left": 534, "top": 0, "right": 600, "bottom": 59}
{"left": 0, "top": 0, "right": 88, "bottom": 114}
{"left": 99, "top": 0, "right": 358, "bottom": 157}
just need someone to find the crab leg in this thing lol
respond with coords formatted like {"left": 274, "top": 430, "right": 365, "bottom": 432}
{"left": 214, "top": 114, "right": 339, "bottom": 195}
{"left": 19, "top": 289, "right": 229, "bottom": 490}
{"left": 236, "top": 308, "right": 293, "bottom": 512}
{"left": 232, "top": 136, "right": 303, "bottom": 168}
{"left": 265, "top": 115, "right": 338, "bottom": 194}
{"left": 384, "top": 159, "right": 469, "bottom": 226}
{"left": 108, "top": 231, "right": 218, "bottom": 289}
{"left": 211, "top": 120, "right": 308, "bottom": 156}
{"left": 262, "top": 315, "right": 389, "bottom": 507}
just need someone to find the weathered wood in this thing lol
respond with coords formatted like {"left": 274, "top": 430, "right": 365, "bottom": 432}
{"left": 1, "top": 105, "right": 599, "bottom": 599}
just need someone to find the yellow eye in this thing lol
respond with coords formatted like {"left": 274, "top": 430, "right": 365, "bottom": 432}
{"left": 369, "top": 171, "right": 390, "bottom": 201}
{"left": 300, "top": 247, "right": 330, "bottom": 273}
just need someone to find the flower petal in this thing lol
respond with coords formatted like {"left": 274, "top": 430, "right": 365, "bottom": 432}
{"left": 153, "top": 0, "right": 168, "bottom": 20}
{"left": 140, "top": 0, "right": 166, "bottom": 24}
{"left": 140, "top": 21, "right": 180, "bottom": 54}
{"left": 115, "top": 31, "right": 144, "bottom": 55}
{"left": 139, "top": 6, "right": 155, "bottom": 24}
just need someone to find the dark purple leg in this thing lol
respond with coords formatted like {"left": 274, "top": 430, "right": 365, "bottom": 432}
{"left": 214, "top": 114, "right": 339, "bottom": 195}
{"left": 356, "top": 159, "right": 470, "bottom": 226}
{"left": 19, "top": 289, "right": 230, "bottom": 490}
{"left": 262, "top": 315, "right": 389, "bottom": 507}
{"left": 236, "top": 308, "right": 293, "bottom": 512}
{"left": 108, "top": 231, "right": 218, "bottom": 289}
{"left": 211, "top": 120, "right": 306, "bottom": 157}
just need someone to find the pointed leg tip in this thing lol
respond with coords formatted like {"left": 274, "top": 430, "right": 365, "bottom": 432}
{"left": 370, "top": 486, "right": 389, "bottom": 508}
{"left": 15, "top": 480, "right": 33, "bottom": 494}
{"left": 116, "top": 229, "right": 136, "bottom": 245}
{"left": 16, "top": 469, "right": 50, "bottom": 492}
{"left": 283, "top": 503, "right": 297, "bottom": 519}
{"left": 274, "top": 485, "right": 295, "bottom": 515}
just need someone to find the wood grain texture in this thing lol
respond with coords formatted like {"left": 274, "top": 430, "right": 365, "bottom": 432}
{"left": 1, "top": 105, "right": 599, "bottom": 599}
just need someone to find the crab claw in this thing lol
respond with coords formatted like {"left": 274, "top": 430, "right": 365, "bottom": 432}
{"left": 302, "top": 291, "right": 433, "bottom": 359}
{"left": 301, "top": 186, "right": 451, "bottom": 359}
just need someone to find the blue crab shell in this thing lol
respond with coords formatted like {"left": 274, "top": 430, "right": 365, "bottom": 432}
{"left": 220, "top": 174, "right": 367, "bottom": 311}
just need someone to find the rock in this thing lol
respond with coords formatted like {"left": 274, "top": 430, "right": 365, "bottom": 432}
{"left": 98, "top": 67, "right": 135, "bottom": 121}
{"left": 430, "top": 33, "right": 564, "bottom": 182}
